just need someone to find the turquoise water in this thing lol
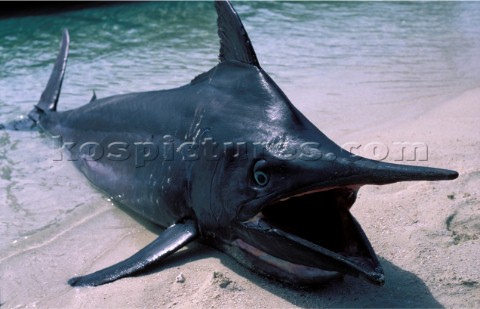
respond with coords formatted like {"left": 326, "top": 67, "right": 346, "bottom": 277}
{"left": 1, "top": 1, "right": 480, "bottom": 254}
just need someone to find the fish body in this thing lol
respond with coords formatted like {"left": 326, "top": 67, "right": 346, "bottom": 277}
{"left": 27, "top": 1, "right": 458, "bottom": 287}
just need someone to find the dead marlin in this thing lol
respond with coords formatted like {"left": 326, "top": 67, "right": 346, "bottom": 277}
{"left": 25, "top": 0, "right": 458, "bottom": 287}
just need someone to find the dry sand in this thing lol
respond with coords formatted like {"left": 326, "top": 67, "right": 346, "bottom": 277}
{"left": 1, "top": 88, "right": 479, "bottom": 308}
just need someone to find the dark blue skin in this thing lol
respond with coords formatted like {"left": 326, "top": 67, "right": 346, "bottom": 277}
{"left": 28, "top": 1, "right": 458, "bottom": 287}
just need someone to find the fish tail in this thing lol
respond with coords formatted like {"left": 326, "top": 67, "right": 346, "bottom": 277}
{"left": 28, "top": 29, "right": 69, "bottom": 122}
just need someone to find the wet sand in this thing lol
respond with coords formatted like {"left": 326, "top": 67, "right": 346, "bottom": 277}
{"left": 1, "top": 87, "right": 479, "bottom": 308}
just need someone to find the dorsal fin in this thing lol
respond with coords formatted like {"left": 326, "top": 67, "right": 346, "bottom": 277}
{"left": 215, "top": 0, "right": 259, "bottom": 67}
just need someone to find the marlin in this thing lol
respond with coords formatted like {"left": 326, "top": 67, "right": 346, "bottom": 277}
{"left": 27, "top": 0, "right": 458, "bottom": 287}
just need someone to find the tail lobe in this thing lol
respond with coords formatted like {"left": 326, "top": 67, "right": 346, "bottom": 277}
{"left": 29, "top": 29, "right": 69, "bottom": 122}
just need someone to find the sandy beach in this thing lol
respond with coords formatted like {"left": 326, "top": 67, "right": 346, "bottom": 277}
{"left": 1, "top": 85, "right": 478, "bottom": 308}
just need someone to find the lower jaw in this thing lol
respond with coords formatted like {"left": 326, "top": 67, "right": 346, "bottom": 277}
{"left": 230, "top": 239, "right": 343, "bottom": 286}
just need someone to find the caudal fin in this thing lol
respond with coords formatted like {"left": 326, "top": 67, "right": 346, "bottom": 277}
{"left": 28, "top": 29, "right": 69, "bottom": 122}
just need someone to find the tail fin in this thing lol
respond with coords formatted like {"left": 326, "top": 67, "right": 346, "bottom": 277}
{"left": 28, "top": 29, "right": 69, "bottom": 122}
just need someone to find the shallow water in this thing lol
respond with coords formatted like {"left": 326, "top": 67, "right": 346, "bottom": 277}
{"left": 1, "top": 2, "right": 479, "bottom": 256}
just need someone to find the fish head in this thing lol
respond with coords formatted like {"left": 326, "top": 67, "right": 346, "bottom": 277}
{"left": 197, "top": 0, "right": 458, "bottom": 286}
{"left": 205, "top": 110, "right": 458, "bottom": 286}
{"left": 204, "top": 113, "right": 457, "bottom": 286}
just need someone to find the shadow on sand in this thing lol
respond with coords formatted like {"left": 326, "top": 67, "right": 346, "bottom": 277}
{"left": 110, "top": 202, "right": 442, "bottom": 308}
{"left": 133, "top": 241, "right": 441, "bottom": 308}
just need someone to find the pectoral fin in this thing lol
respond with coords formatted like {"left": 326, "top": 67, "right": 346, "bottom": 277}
{"left": 68, "top": 220, "right": 199, "bottom": 287}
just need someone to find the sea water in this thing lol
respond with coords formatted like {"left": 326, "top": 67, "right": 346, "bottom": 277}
{"left": 1, "top": 1, "right": 479, "bottom": 256}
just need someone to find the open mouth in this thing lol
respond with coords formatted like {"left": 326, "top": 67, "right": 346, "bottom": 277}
{"left": 263, "top": 187, "right": 359, "bottom": 253}
{"left": 235, "top": 186, "right": 385, "bottom": 286}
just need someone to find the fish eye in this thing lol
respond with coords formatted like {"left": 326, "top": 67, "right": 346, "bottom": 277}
{"left": 253, "top": 160, "right": 269, "bottom": 186}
